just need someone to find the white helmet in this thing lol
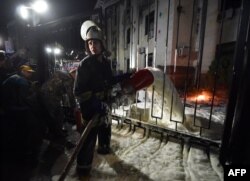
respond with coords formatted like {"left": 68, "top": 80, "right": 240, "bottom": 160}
{"left": 80, "top": 20, "right": 103, "bottom": 42}
{"left": 80, "top": 20, "right": 108, "bottom": 55}
{"left": 86, "top": 26, "right": 104, "bottom": 42}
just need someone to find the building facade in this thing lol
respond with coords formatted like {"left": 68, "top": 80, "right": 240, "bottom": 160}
{"left": 96, "top": 0, "right": 240, "bottom": 89}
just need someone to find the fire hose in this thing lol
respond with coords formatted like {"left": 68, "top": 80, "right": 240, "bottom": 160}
{"left": 58, "top": 114, "right": 98, "bottom": 181}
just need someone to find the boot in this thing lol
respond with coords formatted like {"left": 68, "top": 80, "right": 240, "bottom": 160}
{"left": 97, "top": 145, "right": 111, "bottom": 155}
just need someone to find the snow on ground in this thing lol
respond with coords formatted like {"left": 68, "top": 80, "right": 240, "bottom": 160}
{"left": 30, "top": 97, "right": 226, "bottom": 180}
{"left": 187, "top": 147, "right": 220, "bottom": 181}
{"left": 184, "top": 106, "right": 226, "bottom": 125}
{"left": 113, "top": 102, "right": 225, "bottom": 141}
{"left": 48, "top": 122, "right": 223, "bottom": 181}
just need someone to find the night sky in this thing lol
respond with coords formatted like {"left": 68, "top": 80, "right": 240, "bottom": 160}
{"left": 0, "top": 0, "right": 97, "bottom": 35}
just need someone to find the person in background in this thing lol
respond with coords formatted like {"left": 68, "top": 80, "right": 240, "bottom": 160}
{"left": 1, "top": 65, "right": 35, "bottom": 107}
{"left": 0, "top": 65, "right": 45, "bottom": 166}
{"left": 39, "top": 69, "right": 76, "bottom": 148}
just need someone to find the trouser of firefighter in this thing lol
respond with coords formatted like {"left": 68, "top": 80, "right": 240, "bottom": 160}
{"left": 77, "top": 121, "right": 111, "bottom": 169}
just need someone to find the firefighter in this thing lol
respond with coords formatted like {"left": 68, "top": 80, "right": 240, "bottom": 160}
{"left": 74, "top": 20, "right": 115, "bottom": 175}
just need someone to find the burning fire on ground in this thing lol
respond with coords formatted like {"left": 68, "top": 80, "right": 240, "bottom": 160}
{"left": 184, "top": 89, "right": 228, "bottom": 106}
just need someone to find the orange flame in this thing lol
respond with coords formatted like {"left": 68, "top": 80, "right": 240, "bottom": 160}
{"left": 185, "top": 89, "right": 228, "bottom": 106}
{"left": 196, "top": 94, "right": 206, "bottom": 102}
{"left": 186, "top": 90, "right": 212, "bottom": 103}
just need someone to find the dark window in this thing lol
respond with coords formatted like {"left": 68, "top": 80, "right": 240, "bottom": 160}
{"left": 126, "top": 28, "right": 130, "bottom": 44}
{"left": 148, "top": 53, "right": 153, "bottom": 67}
{"left": 126, "top": 58, "right": 130, "bottom": 72}
{"left": 213, "top": 42, "right": 235, "bottom": 85}
{"left": 145, "top": 11, "right": 155, "bottom": 39}
{"left": 144, "top": 53, "right": 153, "bottom": 67}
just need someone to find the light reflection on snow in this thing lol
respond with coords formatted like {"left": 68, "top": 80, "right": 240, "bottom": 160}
{"left": 50, "top": 124, "right": 223, "bottom": 181}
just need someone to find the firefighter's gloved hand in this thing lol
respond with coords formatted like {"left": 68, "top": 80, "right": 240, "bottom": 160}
{"left": 111, "top": 83, "right": 122, "bottom": 97}
{"left": 99, "top": 113, "right": 111, "bottom": 127}
{"left": 91, "top": 96, "right": 109, "bottom": 116}
{"left": 92, "top": 113, "right": 111, "bottom": 127}
{"left": 91, "top": 97, "right": 111, "bottom": 127}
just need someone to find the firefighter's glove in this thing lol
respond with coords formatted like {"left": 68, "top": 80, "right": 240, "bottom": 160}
{"left": 111, "top": 83, "right": 122, "bottom": 97}
{"left": 99, "top": 113, "right": 111, "bottom": 127}
{"left": 91, "top": 96, "right": 110, "bottom": 116}
{"left": 91, "top": 97, "right": 111, "bottom": 127}
{"left": 92, "top": 113, "right": 111, "bottom": 127}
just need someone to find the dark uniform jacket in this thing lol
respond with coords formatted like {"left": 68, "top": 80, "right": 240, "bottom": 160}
{"left": 1, "top": 73, "right": 32, "bottom": 111}
{"left": 74, "top": 55, "right": 113, "bottom": 121}
{"left": 0, "top": 73, "right": 45, "bottom": 159}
